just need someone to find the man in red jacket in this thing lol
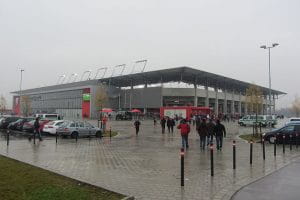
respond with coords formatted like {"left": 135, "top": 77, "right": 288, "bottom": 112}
{"left": 177, "top": 119, "right": 190, "bottom": 149}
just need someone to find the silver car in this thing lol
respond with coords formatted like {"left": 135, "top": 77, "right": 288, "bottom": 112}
{"left": 56, "top": 120, "right": 102, "bottom": 138}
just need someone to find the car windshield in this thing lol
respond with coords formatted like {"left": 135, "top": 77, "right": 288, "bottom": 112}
{"left": 15, "top": 119, "right": 24, "bottom": 123}
{"left": 59, "top": 121, "right": 71, "bottom": 127}
{"left": 291, "top": 119, "right": 300, "bottom": 121}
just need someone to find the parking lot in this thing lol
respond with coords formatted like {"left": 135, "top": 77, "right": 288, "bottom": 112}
{"left": 0, "top": 119, "right": 300, "bottom": 200}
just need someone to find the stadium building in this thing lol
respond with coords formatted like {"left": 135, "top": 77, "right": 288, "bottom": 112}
{"left": 11, "top": 66, "right": 285, "bottom": 119}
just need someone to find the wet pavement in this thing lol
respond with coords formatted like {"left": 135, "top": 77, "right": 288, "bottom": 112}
{"left": 0, "top": 120, "right": 299, "bottom": 200}
{"left": 232, "top": 159, "right": 300, "bottom": 200}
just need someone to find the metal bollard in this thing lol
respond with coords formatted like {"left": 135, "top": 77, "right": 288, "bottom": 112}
{"left": 6, "top": 130, "right": 9, "bottom": 146}
{"left": 290, "top": 134, "right": 292, "bottom": 151}
{"left": 56, "top": 132, "right": 58, "bottom": 144}
{"left": 76, "top": 132, "right": 78, "bottom": 143}
{"left": 250, "top": 140, "right": 253, "bottom": 165}
{"left": 97, "top": 120, "right": 100, "bottom": 128}
{"left": 262, "top": 138, "right": 265, "bottom": 160}
{"left": 180, "top": 148, "right": 184, "bottom": 186}
{"left": 274, "top": 137, "right": 277, "bottom": 157}
{"left": 283, "top": 135, "right": 285, "bottom": 154}
{"left": 210, "top": 143, "right": 214, "bottom": 176}
{"left": 233, "top": 140, "right": 236, "bottom": 169}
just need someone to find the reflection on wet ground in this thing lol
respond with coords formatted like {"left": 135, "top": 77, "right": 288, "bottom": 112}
{"left": 0, "top": 119, "right": 299, "bottom": 200}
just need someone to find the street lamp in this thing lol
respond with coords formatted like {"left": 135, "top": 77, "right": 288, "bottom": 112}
{"left": 260, "top": 43, "right": 279, "bottom": 119}
{"left": 19, "top": 69, "right": 24, "bottom": 116}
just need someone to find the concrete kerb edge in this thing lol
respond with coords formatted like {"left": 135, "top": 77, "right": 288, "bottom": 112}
{"left": 0, "top": 153, "right": 130, "bottom": 199}
{"left": 219, "top": 154, "right": 300, "bottom": 200}
{"left": 121, "top": 196, "right": 135, "bottom": 200}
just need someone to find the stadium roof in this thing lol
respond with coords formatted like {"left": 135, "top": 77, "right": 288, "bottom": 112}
{"left": 12, "top": 66, "right": 285, "bottom": 95}
{"left": 100, "top": 66, "right": 285, "bottom": 95}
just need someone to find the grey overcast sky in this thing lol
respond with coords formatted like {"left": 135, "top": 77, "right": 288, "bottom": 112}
{"left": 0, "top": 0, "right": 299, "bottom": 109}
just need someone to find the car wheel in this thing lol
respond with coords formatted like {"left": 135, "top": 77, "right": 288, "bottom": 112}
{"left": 71, "top": 132, "right": 78, "bottom": 139}
{"left": 269, "top": 136, "right": 276, "bottom": 144}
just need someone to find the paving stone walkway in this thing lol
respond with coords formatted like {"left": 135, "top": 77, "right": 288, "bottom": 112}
{"left": 0, "top": 120, "right": 299, "bottom": 200}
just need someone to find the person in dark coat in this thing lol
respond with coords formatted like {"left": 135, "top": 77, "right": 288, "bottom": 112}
{"left": 134, "top": 120, "right": 141, "bottom": 135}
{"left": 167, "top": 117, "right": 172, "bottom": 133}
{"left": 170, "top": 118, "right": 175, "bottom": 133}
{"left": 29, "top": 117, "right": 42, "bottom": 141}
{"left": 160, "top": 117, "right": 166, "bottom": 134}
{"left": 197, "top": 119, "right": 208, "bottom": 150}
{"left": 207, "top": 119, "right": 216, "bottom": 145}
{"left": 214, "top": 120, "right": 226, "bottom": 150}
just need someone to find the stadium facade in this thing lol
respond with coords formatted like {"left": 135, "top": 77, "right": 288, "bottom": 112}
{"left": 11, "top": 67, "right": 285, "bottom": 119}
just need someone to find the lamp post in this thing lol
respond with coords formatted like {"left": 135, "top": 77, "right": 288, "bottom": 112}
{"left": 19, "top": 69, "right": 24, "bottom": 116}
{"left": 260, "top": 43, "right": 279, "bottom": 120}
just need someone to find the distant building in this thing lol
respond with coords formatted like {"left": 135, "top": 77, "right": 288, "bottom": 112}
{"left": 11, "top": 67, "right": 285, "bottom": 119}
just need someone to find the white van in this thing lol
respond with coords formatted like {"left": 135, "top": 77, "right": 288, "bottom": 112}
{"left": 238, "top": 115, "right": 276, "bottom": 127}
{"left": 34, "top": 114, "right": 62, "bottom": 120}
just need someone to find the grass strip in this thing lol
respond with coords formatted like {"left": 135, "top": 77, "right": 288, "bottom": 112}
{"left": 0, "top": 155, "right": 125, "bottom": 200}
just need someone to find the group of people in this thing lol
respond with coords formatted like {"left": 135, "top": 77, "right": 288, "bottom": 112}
{"left": 159, "top": 117, "right": 176, "bottom": 134}
{"left": 177, "top": 117, "right": 226, "bottom": 151}
{"left": 135, "top": 115, "right": 226, "bottom": 151}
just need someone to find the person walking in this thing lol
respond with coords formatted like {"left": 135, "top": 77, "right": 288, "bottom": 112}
{"left": 170, "top": 118, "right": 175, "bottom": 133}
{"left": 177, "top": 119, "right": 190, "bottom": 149}
{"left": 207, "top": 119, "right": 216, "bottom": 145}
{"left": 29, "top": 117, "right": 42, "bottom": 141}
{"left": 102, "top": 116, "right": 108, "bottom": 133}
{"left": 160, "top": 117, "right": 166, "bottom": 134}
{"left": 214, "top": 119, "right": 226, "bottom": 150}
{"left": 153, "top": 117, "right": 157, "bottom": 127}
{"left": 134, "top": 119, "right": 141, "bottom": 135}
{"left": 167, "top": 117, "right": 172, "bottom": 133}
{"left": 197, "top": 118, "right": 208, "bottom": 150}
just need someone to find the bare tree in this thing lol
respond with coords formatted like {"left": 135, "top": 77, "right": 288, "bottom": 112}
{"left": 94, "top": 87, "right": 108, "bottom": 119}
{"left": 21, "top": 95, "right": 31, "bottom": 117}
{"left": 291, "top": 96, "right": 300, "bottom": 117}
{"left": 0, "top": 95, "right": 7, "bottom": 113}
{"left": 246, "top": 84, "right": 264, "bottom": 135}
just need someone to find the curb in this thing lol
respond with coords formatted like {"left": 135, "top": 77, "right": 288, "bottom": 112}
{"left": 121, "top": 196, "right": 135, "bottom": 200}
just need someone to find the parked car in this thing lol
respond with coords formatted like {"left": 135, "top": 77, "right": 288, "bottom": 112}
{"left": 8, "top": 117, "right": 35, "bottom": 131}
{"left": 34, "top": 113, "right": 62, "bottom": 120}
{"left": 56, "top": 121, "right": 102, "bottom": 138}
{"left": 23, "top": 119, "right": 52, "bottom": 133}
{"left": 238, "top": 115, "right": 276, "bottom": 127}
{"left": 263, "top": 123, "right": 300, "bottom": 144}
{"left": 43, "top": 120, "right": 66, "bottom": 135}
{"left": 285, "top": 117, "right": 300, "bottom": 125}
{"left": 0, "top": 116, "right": 21, "bottom": 129}
{"left": 115, "top": 111, "right": 133, "bottom": 120}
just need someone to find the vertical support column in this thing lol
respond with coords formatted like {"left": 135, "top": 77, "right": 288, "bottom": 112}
{"left": 215, "top": 87, "right": 219, "bottom": 116}
{"left": 224, "top": 89, "right": 227, "bottom": 114}
{"left": 205, "top": 85, "right": 209, "bottom": 107}
{"left": 144, "top": 83, "right": 147, "bottom": 114}
{"left": 129, "top": 81, "right": 133, "bottom": 110}
{"left": 194, "top": 83, "right": 198, "bottom": 107}
{"left": 273, "top": 94, "right": 276, "bottom": 114}
{"left": 245, "top": 101, "right": 248, "bottom": 115}
{"left": 238, "top": 91, "right": 242, "bottom": 115}
{"left": 231, "top": 90, "right": 235, "bottom": 114}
